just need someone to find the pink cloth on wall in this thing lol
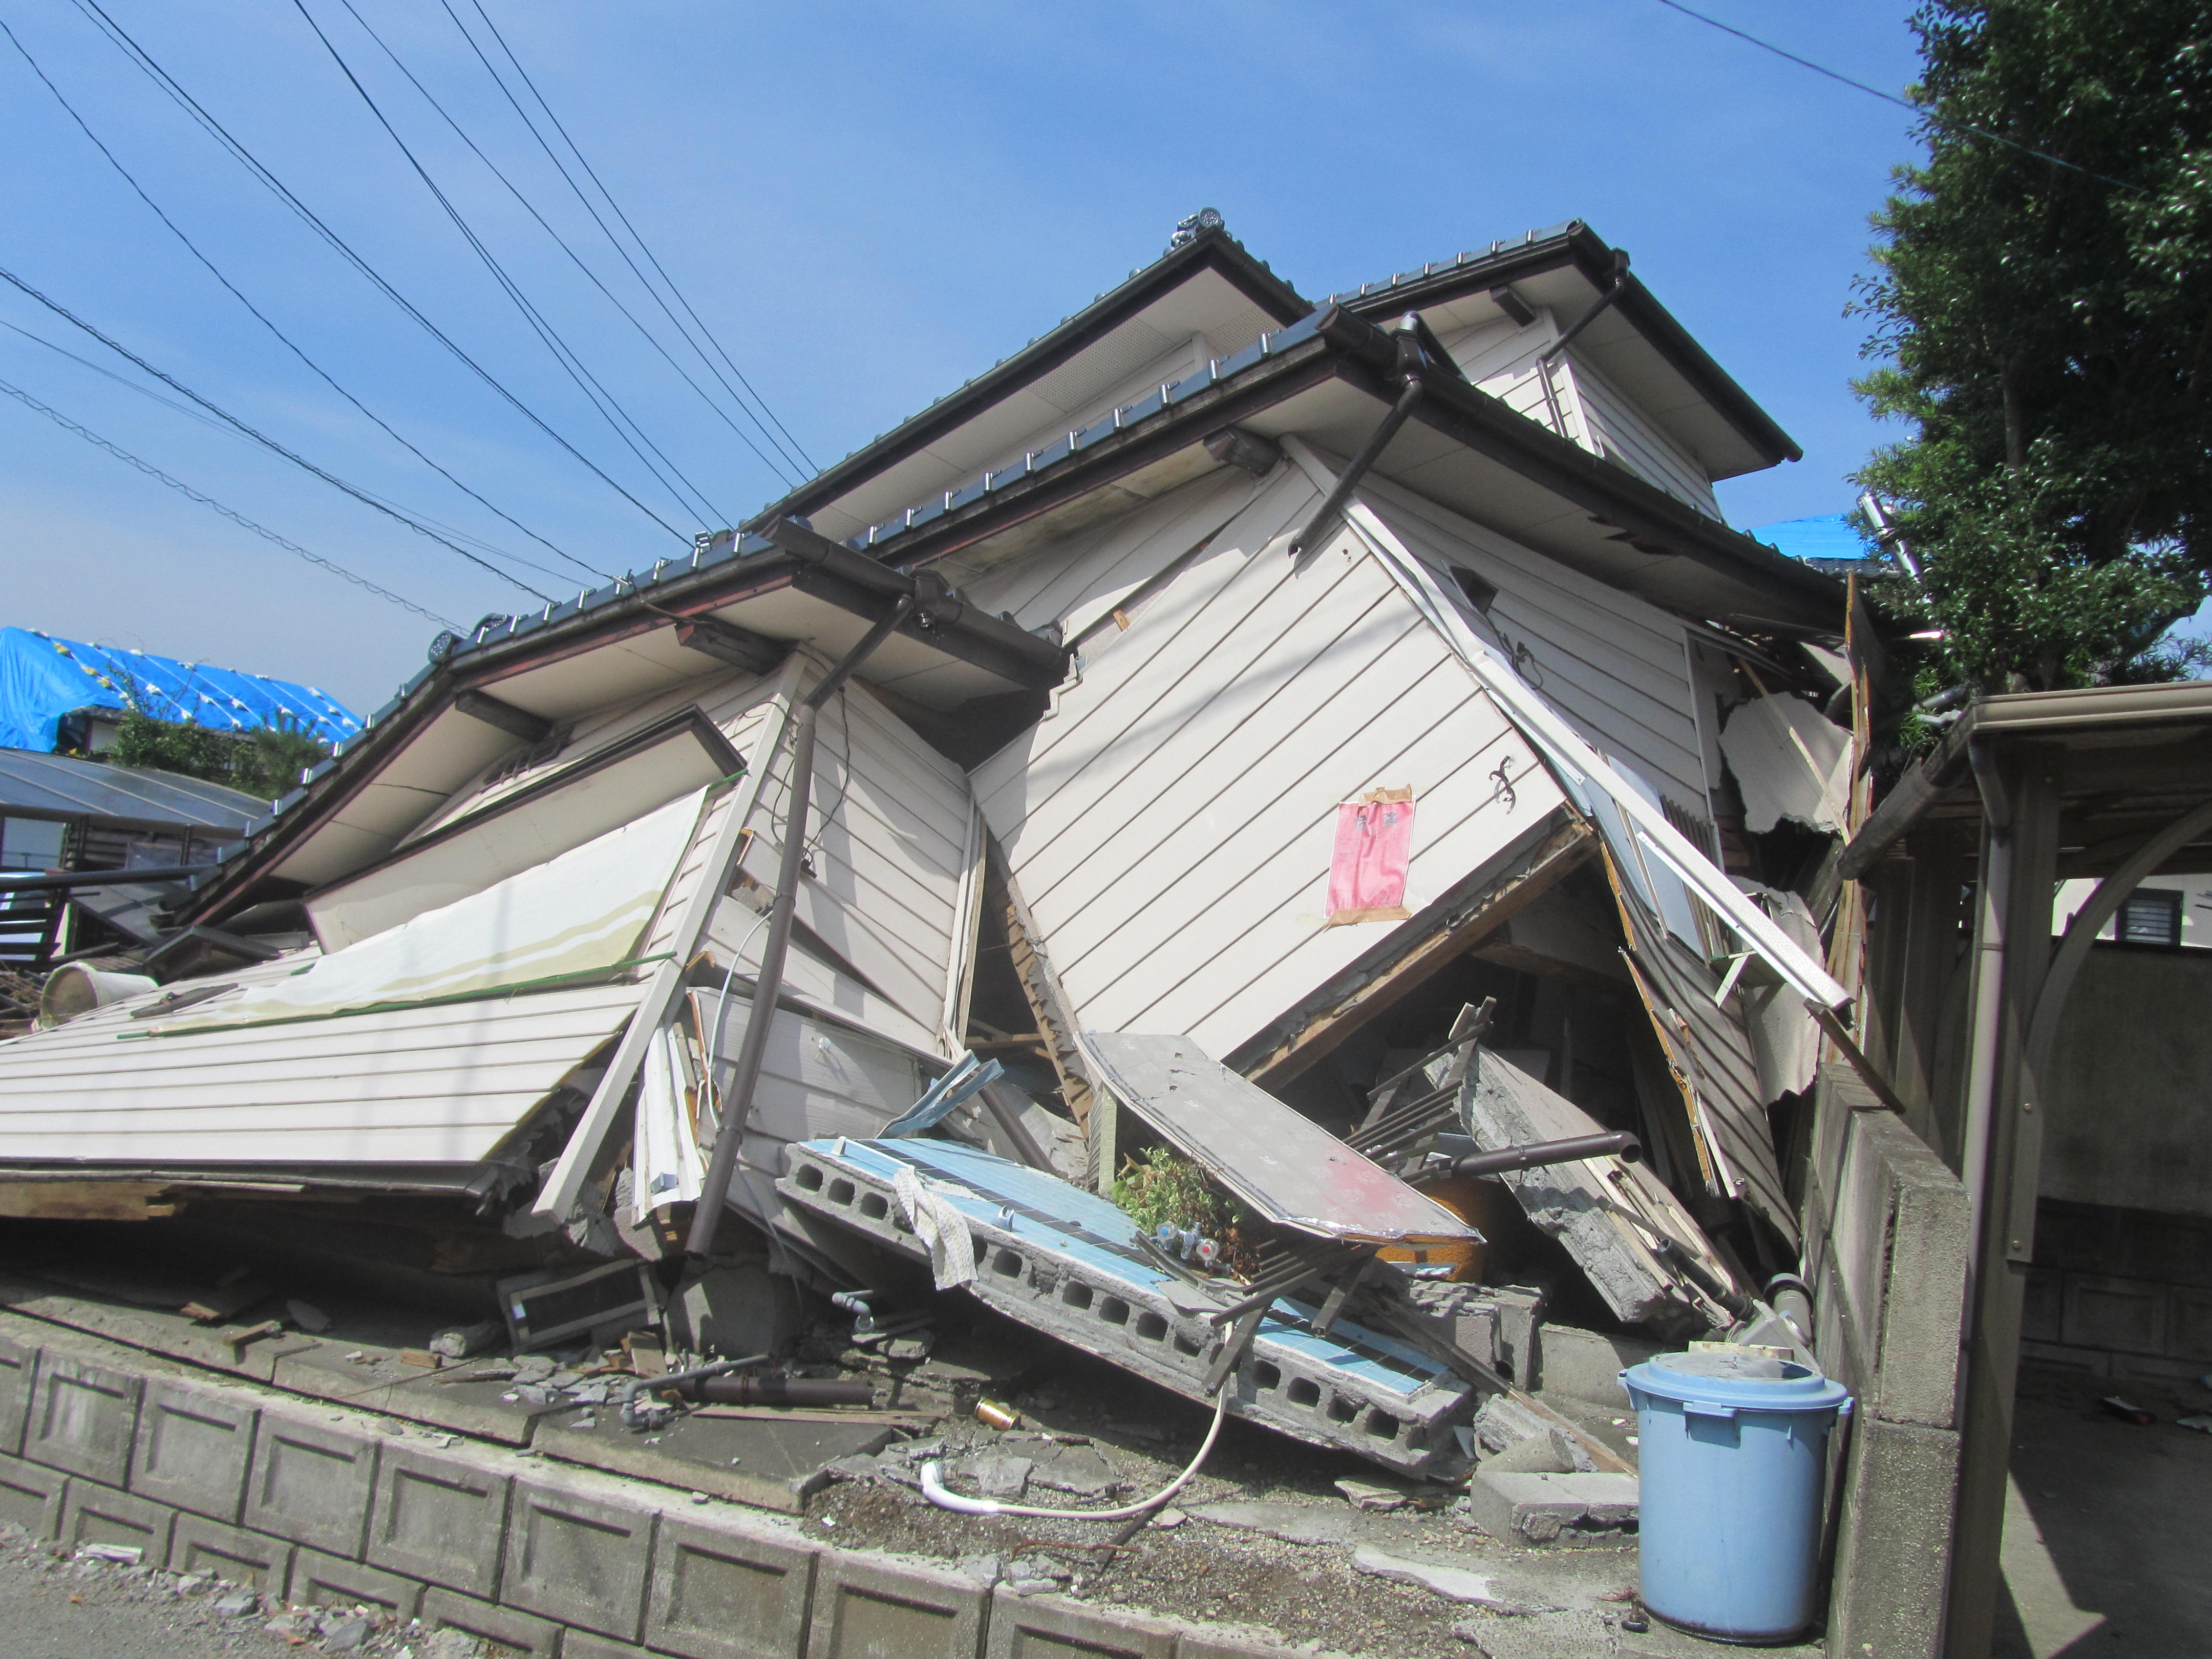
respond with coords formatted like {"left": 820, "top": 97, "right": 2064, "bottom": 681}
{"left": 1326, "top": 788, "right": 1416, "bottom": 925}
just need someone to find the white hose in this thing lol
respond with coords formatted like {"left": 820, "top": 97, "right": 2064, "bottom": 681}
{"left": 918, "top": 1384, "right": 1232, "bottom": 1520}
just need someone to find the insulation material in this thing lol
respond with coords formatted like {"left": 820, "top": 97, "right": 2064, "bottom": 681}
{"left": 1720, "top": 694, "right": 1851, "bottom": 835}
{"left": 1326, "top": 788, "right": 1416, "bottom": 925}
{"left": 1738, "top": 885, "right": 1824, "bottom": 1104}
{"left": 140, "top": 788, "right": 707, "bottom": 1036}
{"left": 1460, "top": 1048, "right": 1731, "bottom": 1337}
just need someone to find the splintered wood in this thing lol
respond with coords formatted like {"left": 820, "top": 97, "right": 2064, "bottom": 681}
{"left": 1460, "top": 1047, "right": 1736, "bottom": 1337}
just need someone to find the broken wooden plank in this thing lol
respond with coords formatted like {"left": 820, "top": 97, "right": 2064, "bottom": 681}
{"left": 0, "top": 1181, "right": 178, "bottom": 1221}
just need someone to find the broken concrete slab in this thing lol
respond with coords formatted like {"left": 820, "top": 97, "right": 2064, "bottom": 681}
{"left": 1349, "top": 1546, "right": 1541, "bottom": 1612}
{"left": 1464, "top": 1471, "right": 1639, "bottom": 1547}
{"left": 531, "top": 1403, "right": 893, "bottom": 1513}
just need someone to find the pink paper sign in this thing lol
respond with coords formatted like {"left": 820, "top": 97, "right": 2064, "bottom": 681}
{"left": 1327, "top": 788, "right": 1416, "bottom": 926}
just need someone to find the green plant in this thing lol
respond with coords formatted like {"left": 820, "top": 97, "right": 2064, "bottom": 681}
{"left": 105, "top": 706, "right": 329, "bottom": 799}
{"left": 1111, "top": 1145, "right": 1239, "bottom": 1240}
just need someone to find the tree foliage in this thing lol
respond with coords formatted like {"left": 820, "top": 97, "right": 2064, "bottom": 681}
{"left": 1855, "top": 1, "right": 2212, "bottom": 691}
{"left": 108, "top": 708, "right": 328, "bottom": 802}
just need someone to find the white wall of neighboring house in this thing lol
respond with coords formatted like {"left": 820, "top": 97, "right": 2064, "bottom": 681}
{"left": 2054, "top": 874, "right": 2212, "bottom": 948}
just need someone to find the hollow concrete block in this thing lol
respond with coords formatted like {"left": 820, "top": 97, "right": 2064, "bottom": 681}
{"left": 986, "top": 1587, "right": 1176, "bottom": 1659}
{"left": 132, "top": 1379, "right": 259, "bottom": 1523}
{"left": 287, "top": 1547, "right": 422, "bottom": 1621}
{"left": 26, "top": 1352, "right": 142, "bottom": 1486}
{"left": 59, "top": 1481, "right": 174, "bottom": 1563}
{"left": 242, "top": 1409, "right": 378, "bottom": 1557}
{"left": 805, "top": 1555, "right": 989, "bottom": 1659}
{"left": 501, "top": 1467, "right": 654, "bottom": 1640}
{"left": 0, "top": 1449, "right": 66, "bottom": 1539}
{"left": 1465, "top": 1470, "right": 1638, "bottom": 1546}
{"left": 365, "top": 1440, "right": 511, "bottom": 1599}
{"left": 167, "top": 1514, "right": 293, "bottom": 1592}
{"left": 0, "top": 1333, "right": 36, "bottom": 1456}
{"left": 1825, "top": 1416, "right": 1957, "bottom": 1659}
{"left": 420, "top": 1585, "right": 561, "bottom": 1655}
{"left": 646, "top": 1509, "right": 819, "bottom": 1659}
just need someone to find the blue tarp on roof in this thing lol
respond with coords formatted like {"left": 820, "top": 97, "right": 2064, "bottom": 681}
{"left": 0, "top": 628, "right": 361, "bottom": 755}
{"left": 1747, "top": 514, "right": 1874, "bottom": 563}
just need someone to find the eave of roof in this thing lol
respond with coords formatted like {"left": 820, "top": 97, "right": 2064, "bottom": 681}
{"left": 1334, "top": 221, "right": 1802, "bottom": 471}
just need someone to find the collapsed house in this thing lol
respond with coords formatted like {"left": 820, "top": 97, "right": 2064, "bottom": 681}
{"left": 0, "top": 217, "right": 1864, "bottom": 1477}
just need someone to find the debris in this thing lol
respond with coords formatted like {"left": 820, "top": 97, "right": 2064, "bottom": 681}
{"left": 1464, "top": 1471, "right": 1640, "bottom": 1546}
{"left": 320, "top": 1615, "right": 372, "bottom": 1651}
{"left": 212, "top": 1589, "right": 260, "bottom": 1617}
{"left": 284, "top": 1299, "right": 333, "bottom": 1333}
{"left": 183, "top": 1279, "right": 272, "bottom": 1324}
{"left": 667, "top": 1259, "right": 801, "bottom": 1358}
{"left": 972, "top": 1454, "right": 1034, "bottom": 1500}
{"left": 2177, "top": 1415, "right": 2211, "bottom": 1435}
{"left": 2099, "top": 1396, "right": 2156, "bottom": 1426}
{"left": 1334, "top": 1479, "right": 1407, "bottom": 1512}
{"left": 76, "top": 1543, "right": 143, "bottom": 1564}
{"left": 1719, "top": 693, "right": 1850, "bottom": 836}
{"left": 1152, "top": 1507, "right": 1187, "bottom": 1529}
{"left": 399, "top": 1350, "right": 442, "bottom": 1370}
{"left": 499, "top": 1261, "right": 661, "bottom": 1354}
{"left": 428, "top": 1319, "right": 503, "bottom": 1360}
{"left": 1351, "top": 1547, "right": 1538, "bottom": 1610}
{"left": 975, "top": 1399, "right": 1020, "bottom": 1432}
{"left": 220, "top": 1319, "right": 284, "bottom": 1353}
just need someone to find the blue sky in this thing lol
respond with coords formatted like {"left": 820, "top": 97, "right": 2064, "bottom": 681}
{"left": 0, "top": 2, "right": 1925, "bottom": 715}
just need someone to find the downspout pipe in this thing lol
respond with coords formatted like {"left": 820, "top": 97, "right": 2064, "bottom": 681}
{"left": 685, "top": 590, "right": 917, "bottom": 1259}
{"left": 1285, "top": 315, "right": 1437, "bottom": 562}
{"left": 1958, "top": 740, "right": 2013, "bottom": 1274}
{"left": 1540, "top": 247, "right": 1630, "bottom": 361}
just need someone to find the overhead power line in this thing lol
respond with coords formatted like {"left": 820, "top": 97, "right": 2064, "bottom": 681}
{"left": 329, "top": 0, "right": 802, "bottom": 492}
{"left": 456, "top": 0, "right": 817, "bottom": 478}
{"left": 1646, "top": 0, "right": 2147, "bottom": 195}
{"left": 288, "top": 0, "right": 729, "bottom": 529}
{"left": 0, "top": 14, "right": 610, "bottom": 587}
{"left": 0, "top": 263, "right": 556, "bottom": 603}
{"left": 0, "top": 373, "right": 460, "bottom": 629}
{"left": 66, "top": 0, "right": 695, "bottom": 541}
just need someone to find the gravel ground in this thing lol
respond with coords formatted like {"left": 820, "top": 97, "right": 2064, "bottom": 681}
{"left": 0, "top": 1524, "right": 512, "bottom": 1659}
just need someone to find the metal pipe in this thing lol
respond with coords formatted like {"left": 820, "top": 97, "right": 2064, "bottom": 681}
{"left": 1958, "top": 823, "right": 2012, "bottom": 1276}
{"left": 1284, "top": 375, "right": 1424, "bottom": 561}
{"left": 0, "top": 864, "right": 217, "bottom": 894}
{"left": 619, "top": 1353, "right": 766, "bottom": 1428}
{"left": 1541, "top": 248, "right": 1630, "bottom": 361}
{"left": 688, "top": 1374, "right": 876, "bottom": 1407}
{"left": 1440, "top": 1132, "right": 1641, "bottom": 1180}
{"left": 685, "top": 596, "right": 916, "bottom": 1259}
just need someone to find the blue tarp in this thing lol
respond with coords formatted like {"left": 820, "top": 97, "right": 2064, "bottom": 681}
{"left": 0, "top": 628, "right": 361, "bottom": 755}
{"left": 1746, "top": 514, "right": 1874, "bottom": 564}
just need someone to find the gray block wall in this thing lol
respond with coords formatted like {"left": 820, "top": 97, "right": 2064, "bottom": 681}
{"left": 0, "top": 1312, "right": 1315, "bottom": 1659}
{"left": 1799, "top": 1065, "right": 1972, "bottom": 1659}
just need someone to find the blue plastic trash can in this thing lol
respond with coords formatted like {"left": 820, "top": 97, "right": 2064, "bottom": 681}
{"left": 1620, "top": 1350, "right": 1852, "bottom": 1644}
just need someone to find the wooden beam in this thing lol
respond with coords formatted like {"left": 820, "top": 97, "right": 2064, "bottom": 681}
{"left": 453, "top": 689, "right": 552, "bottom": 743}
{"left": 1239, "top": 816, "right": 1596, "bottom": 1091}
{"left": 0, "top": 1181, "right": 178, "bottom": 1221}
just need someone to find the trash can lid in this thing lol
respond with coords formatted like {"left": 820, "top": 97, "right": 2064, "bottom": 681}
{"left": 1622, "top": 1350, "right": 1852, "bottom": 1414}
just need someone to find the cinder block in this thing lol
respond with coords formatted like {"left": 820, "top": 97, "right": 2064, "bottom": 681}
{"left": 242, "top": 1410, "right": 378, "bottom": 1556}
{"left": 0, "top": 1333, "right": 36, "bottom": 1456}
{"left": 646, "top": 1509, "right": 819, "bottom": 1659}
{"left": 26, "top": 1353, "right": 142, "bottom": 1485}
{"left": 287, "top": 1547, "right": 422, "bottom": 1621}
{"left": 365, "top": 1441, "right": 511, "bottom": 1598}
{"left": 59, "top": 1482, "right": 174, "bottom": 1563}
{"left": 1868, "top": 1123, "right": 1970, "bottom": 1425}
{"left": 501, "top": 1468, "right": 654, "bottom": 1640}
{"left": 132, "top": 1380, "right": 258, "bottom": 1522}
{"left": 420, "top": 1586, "right": 562, "bottom": 1655}
{"left": 986, "top": 1587, "right": 1176, "bottom": 1659}
{"left": 1464, "top": 1471, "right": 1638, "bottom": 1547}
{"left": 167, "top": 1515, "right": 292, "bottom": 1592}
{"left": 2062, "top": 1274, "right": 2166, "bottom": 1356}
{"left": 2171, "top": 1286, "right": 2212, "bottom": 1361}
{"left": 0, "top": 1450, "right": 68, "bottom": 1537}
{"left": 566, "top": 1634, "right": 655, "bottom": 1659}
{"left": 1826, "top": 1416, "right": 1959, "bottom": 1659}
{"left": 805, "top": 1555, "right": 990, "bottom": 1659}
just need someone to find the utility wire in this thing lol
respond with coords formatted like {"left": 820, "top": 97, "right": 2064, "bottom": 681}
{"left": 0, "top": 14, "right": 609, "bottom": 586}
{"left": 331, "top": 0, "right": 800, "bottom": 492}
{"left": 461, "top": 0, "right": 817, "bottom": 476}
{"left": 66, "top": 0, "right": 693, "bottom": 542}
{"left": 289, "top": 0, "right": 728, "bottom": 529}
{"left": 0, "top": 263, "right": 556, "bottom": 603}
{"left": 1646, "top": 0, "right": 2148, "bottom": 195}
{"left": 0, "top": 373, "right": 460, "bottom": 629}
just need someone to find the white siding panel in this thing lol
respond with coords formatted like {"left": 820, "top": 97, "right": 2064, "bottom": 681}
{"left": 1565, "top": 356, "right": 1724, "bottom": 518}
{"left": 737, "top": 678, "right": 975, "bottom": 1039}
{"left": 1349, "top": 477, "right": 1709, "bottom": 812}
{"left": 973, "top": 497, "right": 1568, "bottom": 1059}
{"left": 0, "top": 982, "right": 640, "bottom": 1165}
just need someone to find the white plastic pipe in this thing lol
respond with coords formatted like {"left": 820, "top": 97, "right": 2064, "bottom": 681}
{"left": 919, "top": 1386, "right": 1231, "bottom": 1521}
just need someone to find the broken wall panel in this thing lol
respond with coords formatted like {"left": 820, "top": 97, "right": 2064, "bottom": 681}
{"left": 736, "top": 673, "right": 981, "bottom": 1044}
{"left": 778, "top": 1136, "right": 1472, "bottom": 1476}
{"left": 972, "top": 470, "right": 1567, "bottom": 1060}
{"left": 1346, "top": 473, "right": 1710, "bottom": 813}
{"left": 1719, "top": 694, "right": 1850, "bottom": 836}
{"left": 697, "top": 896, "right": 946, "bottom": 1059}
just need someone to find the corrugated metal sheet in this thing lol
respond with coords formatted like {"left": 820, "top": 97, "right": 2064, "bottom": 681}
{"left": 0, "top": 979, "right": 639, "bottom": 1166}
{"left": 0, "top": 749, "right": 263, "bottom": 831}
{"left": 972, "top": 465, "right": 1567, "bottom": 1058}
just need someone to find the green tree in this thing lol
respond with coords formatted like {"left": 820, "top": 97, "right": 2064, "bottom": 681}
{"left": 1854, "top": 1, "right": 2212, "bottom": 692}
{"left": 108, "top": 708, "right": 328, "bottom": 800}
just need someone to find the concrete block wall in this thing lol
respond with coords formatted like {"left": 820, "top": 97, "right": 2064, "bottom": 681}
{"left": 1799, "top": 1065, "right": 1971, "bottom": 1659}
{"left": 2022, "top": 1196, "right": 2212, "bottom": 1381}
{"left": 0, "top": 1311, "right": 1312, "bottom": 1659}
